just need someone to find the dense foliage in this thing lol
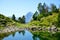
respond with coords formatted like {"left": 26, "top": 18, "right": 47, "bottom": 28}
{"left": 57, "top": 12, "right": 60, "bottom": 27}
{"left": 12, "top": 14, "right": 25, "bottom": 23}
{"left": 18, "top": 16, "right": 25, "bottom": 23}
{"left": 0, "top": 3, "right": 60, "bottom": 27}
{"left": 12, "top": 14, "right": 16, "bottom": 21}
{"left": 31, "top": 31, "right": 60, "bottom": 40}
{"left": 33, "top": 3, "right": 59, "bottom": 21}
{"left": 0, "top": 14, "right": 14, "bottom": 27}
{"left": 32, "top": 3, "right": 60, "bottom": 27}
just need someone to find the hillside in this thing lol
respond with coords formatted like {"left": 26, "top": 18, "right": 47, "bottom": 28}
{"left": 0, "top": 14, "right": 31, "bottom": 29}
{"left": 0, "top": 13, "right": 59, "bottom": 27}
{"left": 0, "top": 14, "right": 15, "bottom": 27}
{"left": 29, "top": 13, "right": 58, "bottom": 27}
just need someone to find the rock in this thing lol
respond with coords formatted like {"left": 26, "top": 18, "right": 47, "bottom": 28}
{"left": 31, "top": 27, "right": 37, "bottom": 31}
{"left": 38, "top": 27, "right": 42, "bottom": 31}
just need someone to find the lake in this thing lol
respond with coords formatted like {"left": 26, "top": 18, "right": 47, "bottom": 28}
{"left": 0, "top": 30, "right": 60, "bottom": 40}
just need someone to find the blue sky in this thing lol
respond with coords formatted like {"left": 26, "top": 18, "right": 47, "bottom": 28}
{"left": 0, "top": 0, "right": 60, "bottom": 17}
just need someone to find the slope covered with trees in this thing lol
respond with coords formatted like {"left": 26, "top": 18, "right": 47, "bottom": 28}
{"left": 31, "top": 3, "right": 60, "bottom": 27}
{"left": 0, "top": 3, "right": 60, "bottom": 29}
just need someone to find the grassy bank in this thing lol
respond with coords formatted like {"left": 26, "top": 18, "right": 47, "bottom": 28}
{"left": 29, "top": 13, "right": 58, "bottom": 27}
{"left": 0, "top": 13, "right": 60, "bottom": 33}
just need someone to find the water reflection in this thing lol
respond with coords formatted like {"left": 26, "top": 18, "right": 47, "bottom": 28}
{"left": 33, "top": 37, "right": 40, "bottom": 40}
{"left": 3, "top": 30, "right": 39, "bottom": 40}
{"left": 0, "top": 30, "right": 60, "bottom": 40}
{"left": 3, "top": 30, "right": 34, "bottom": 40}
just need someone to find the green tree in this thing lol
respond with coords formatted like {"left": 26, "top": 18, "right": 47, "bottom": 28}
{"left": 37, "top": 3, "right": 49, "bottom": 16}
{"left": 57, "top": 12, "right": 60, "bottom": 27}
{"left": 18, "top": 16, "right": 25, "bottom": 23}
{"left": 42, "top": 3, "right": 49, "bottom": 16}
{"left": 37, "top": 14, "right": 44, "bottom": 21}
{"left": 12, "top": 14, "right": 16, "bottom": 21}
{"left": 38, "top": 3, "right": 48, "bottom": 14}
{"left": 38, "top": 3, "right": 42, "bottom": 13}
{"left": 51, "top": 4, "right": 57, "bottom": 12}
{"left": 42, "top": 3, "right": 46, "bottom": 13}
{"left": 18, "top": 17, "right": 22, "bottom": 23}
{"left": 33, "top": 11, "right": 38, "bottom": 20}
{"left": 22, "top": 16, "right": 25, "bottom": 23}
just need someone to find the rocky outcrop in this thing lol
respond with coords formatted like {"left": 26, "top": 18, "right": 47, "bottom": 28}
{"left": 29, "top": 26, "right": 60, "bottom": 32}
{"left": 0, "top": 27, "right": 24, "bottom": 33}
{"left": 0, "top": 25, "right": 60, "bottom": 33}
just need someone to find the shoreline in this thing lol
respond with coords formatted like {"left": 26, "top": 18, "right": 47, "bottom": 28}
{"left": 0, "top": 27, "right": 25, "bottom": 33}
{"left": 0, "top": 26, "right": 60, "bottom": 33}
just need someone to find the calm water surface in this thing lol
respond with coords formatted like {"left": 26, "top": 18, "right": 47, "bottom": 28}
{"left": 0, "top": 30, "right": 60, "bottom": 40}
{"left": 2, "top": 30, "right": 40, "bottom": 40}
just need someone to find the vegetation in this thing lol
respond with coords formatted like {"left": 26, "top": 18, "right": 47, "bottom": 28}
{"left": 31, "top": 31, "right": 60, "bottom": 40}
{"left": 33, "top": 11, "right": 38, "bottom": 20}
{"left": 29, "top": 13, "right": 58, "bottom": 27}
{"left": 0, "top": 3, "right": 60, "bottom": 29}
{"left": 12, "top": 14, "right": 25, "bottom": 23}
{"left": 32, "top": 3, "right": 60, "bottom": 27}
{"left": 0, "top": 2, "right": 60, "bottom": 40}
{"left": 0, "top": 14, "right": 15, "bottom": 27}
{"left": 0, "top": 13, "right": 27, "bottom": 29}
{"left": 33, "top": 3, "right": 59, "bottom": 21}
{"left": 57, "top": 12, "right": 60, "bottom": 27}
{"left": 12, "top": 14, "right": 16, "bottom": 21}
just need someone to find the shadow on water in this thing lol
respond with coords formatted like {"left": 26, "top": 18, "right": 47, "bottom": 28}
{"left": 0, "top": 30, "right": 60, "bottom": 40}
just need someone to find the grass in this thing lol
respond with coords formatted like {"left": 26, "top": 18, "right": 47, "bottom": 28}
{"left": 0, "top": 13, "right": 59, "bottom": 29}
{"left": 0, "top": 26, "right": 4, "bottom": 30}
{"left": 28, "top": 13, "right": 58, "bottom": 27}
{"left": 15, "top": 22, "right": 32, "bottom": 28}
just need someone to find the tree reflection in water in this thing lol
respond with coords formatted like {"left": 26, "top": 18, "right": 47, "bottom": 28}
{"left": 0, "top": 30, "right": 60, "bottom": 40}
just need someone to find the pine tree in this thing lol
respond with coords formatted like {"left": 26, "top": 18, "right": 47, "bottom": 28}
{"left": 38, "top": 3, "right": 42, "bottom": 13}
{"left": 12, "top": 14, "right": 16, "bottom": 21}
{"left": 51, "top": 4, "right": 57, "bottom": 12}
{"left": 33, "top": 11, "right": 38, "bottom": 20}
{"left": 22, "top": 16, "right": 25, "bottom": 23}
{"left": 18, "top": 17, "right": 22, "bottom": 23}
